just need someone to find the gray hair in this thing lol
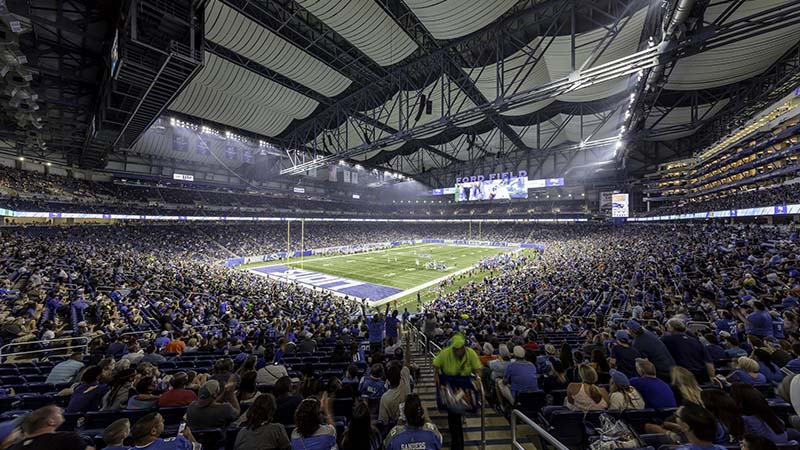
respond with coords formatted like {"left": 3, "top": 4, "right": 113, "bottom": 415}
{"left": 666, "top": 317, "right": 686, "bottom": 333}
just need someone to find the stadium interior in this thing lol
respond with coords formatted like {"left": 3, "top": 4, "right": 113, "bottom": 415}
{"left": 1, "top": 1, "right": 800, "bottom": 450}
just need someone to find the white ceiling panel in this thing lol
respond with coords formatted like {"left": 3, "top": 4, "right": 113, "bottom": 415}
{"left": 644, "top": 100, "right": 730, "bottom": 140}
{"left": 403, "top": 0, "right": 518, "bottom": 39}
{"left": 296, "top": 0, "right": 418, "bottom": 66}
{"left": 205, "top": 0, "right": 351, "bottom": 97}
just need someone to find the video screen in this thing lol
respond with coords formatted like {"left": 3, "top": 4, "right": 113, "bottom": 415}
{"left": 455, "top": 176, "right": 528, "bottom": 202}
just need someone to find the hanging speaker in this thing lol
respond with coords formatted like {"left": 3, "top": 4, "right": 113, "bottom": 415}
{"left": 426, "top": 99, "right": 432, "bottom": 115}
{"left": 414, "top": 94, "right": 426, "bottom": 121}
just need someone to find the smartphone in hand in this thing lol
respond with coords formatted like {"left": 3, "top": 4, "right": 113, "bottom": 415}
{"left": 177, "top": 422, "right": 186, "bottom": 437}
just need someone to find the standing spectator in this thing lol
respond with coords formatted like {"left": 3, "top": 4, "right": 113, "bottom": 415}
{"left": 432, "top": 334, "right": 481, "bottom": 450}
{"left": 738, "top": 302, "right": 774, "bottom": 338}
{"left": 385, "top": 309, "right": 400, "bottom": 343}
{"left": 610, "top": 330, "right": 641, "bottom": 378}
{"left": 384, "top": 394, "right": 442, "bottom": 450}
{"left": 45, "top": 352, "right": 84, "bottom": 385}
{"left": 379, "top": 358, "right": 412, "bottom": 424}
{"left": 359, "top": 364, "right": 386, "bottom": 400}
{"left": 628, "top": 321, "right": 675, "bottom": 380}
{"left": 234, "top": 394, "right": 291, "bottom": 450}
{"left": 186, "top": 379, "right": 241, "bottom": 429}
{"left": 291, "top": 394, "right": 337, "bottom": 450}
{"left": 422, "top": 313, "right": 436, "bottom": 352}
{"left": 6, "top": 406, "right": 92, "bottom": 450}
{"left": 661, "top": 318, "right": 714, "bottom": 383}
{"left": 629, "top": 359, "right": 677, "bottom": 409}
{"left": 130, "top": 412, "right": 199, "bottom": 450}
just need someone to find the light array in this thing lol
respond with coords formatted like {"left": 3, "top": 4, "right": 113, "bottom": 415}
{"left": 201, "top": 125, "right": 223, "bottom": 138}
{"left": 169, "top": 117, "right": 198, "bottom": 131}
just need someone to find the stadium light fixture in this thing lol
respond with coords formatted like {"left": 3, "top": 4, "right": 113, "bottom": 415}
{"left": 45, "top": 162, "right": 51, "bottom": 166}
{"left": 18, "top": 156, "right": 24, "bottom": 161}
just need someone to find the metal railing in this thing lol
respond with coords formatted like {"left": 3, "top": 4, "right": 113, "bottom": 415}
{"left": 406, "top": 321, "right": 485, "bottom": 450}
{"left": 511, "top": 409, "right": 570, "bottom": 450}
{"left": 0, "top": 336, "right": 90, "bottom": 363}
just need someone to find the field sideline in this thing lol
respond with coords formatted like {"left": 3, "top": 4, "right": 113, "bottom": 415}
{"left": 239, "top": 243, "right": 514, "bottom": 308}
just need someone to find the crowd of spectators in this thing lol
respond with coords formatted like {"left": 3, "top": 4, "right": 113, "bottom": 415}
{"left": 0, "top": 221, "right": 799, "bottom": 450}
{"left": 646, "top": 182, "right": 800, "bottom": 217}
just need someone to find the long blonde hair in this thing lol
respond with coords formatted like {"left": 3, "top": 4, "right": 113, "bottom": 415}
{"left": 578, "top": 364, "right": 603, "bottom": 403}
{"left": 671, "top": 366, "right": 702, "bottom": 406}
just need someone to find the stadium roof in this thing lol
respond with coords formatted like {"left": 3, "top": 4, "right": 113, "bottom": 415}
{"left": 2, "top": 0, "right": 799, "bottom": 179}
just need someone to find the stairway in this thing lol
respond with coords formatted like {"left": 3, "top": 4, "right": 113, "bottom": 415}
{"left": 409, "top": 344, "right": 540, "bottom": 450}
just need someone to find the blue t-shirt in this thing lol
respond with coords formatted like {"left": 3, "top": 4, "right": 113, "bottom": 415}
{"left": 706, "top": 344, "right": 726, "bottom": 362}
{"left": 730, "top": 370, "right": 767, "bottom": 385}
{"left": 134, "top": 436, "right": 196, "bottom": 450}
{"left": 743, "top": 415, "right": 788, "bottom": 443}
{"left": 291, "top": 424, "right": 338, "bottom": 450}
{"left": 629, "top": 376, "right": 677, "bottom": 409}
{"left": 65, "top": 383, "right": 109, "bottom": 414}
{"left": 676, "top": 445, "right": 727, "bottom": 450}
{"left": 503, "top": 361, "right": 539, "bottom": 397}
{"left": 367, "top": 319, "right": 384, "bottom": 343}
{"left": 386, "top": 425, "right": 442, "bottom": 450}
{"left": 359, "top": 376, "right": 387, "bottom": 399}
{"left": 385, "top": 316, "right": 400, "bottom": 338}
{"left": 746, "top": 310, "right": 774, "bottom": 337}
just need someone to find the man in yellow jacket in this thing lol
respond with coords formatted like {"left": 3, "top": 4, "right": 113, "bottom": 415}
{"left": 433, "top": 334, "right": 482, "bottom": 450}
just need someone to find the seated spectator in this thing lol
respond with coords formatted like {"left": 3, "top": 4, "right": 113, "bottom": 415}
{"left": 0, "top": 416, "right": 22, "bottom": 450}
{"left": 130, "top": 412, "right": 199, "bottom": 450}
{"left": 164, "top": 331, "right": 186, "bottom": 354}
{"left": 725, "top": 357, "right": 768, "bottom": 385}
{"left": 236, "top": 356, "right": 258, "bottom": 378}
{"left": 359, "top": 363, "right": 386, "bottom": 399}
{"left": 6, "top": 405, "right": 91, "bottom": 450}
{"left": 291, "top": 394, "right": 337, "bottom": 450}
{"left": 122, "top": 342, "right": 144, "bottom": 364}
{"left": 101, "top": 368, "right": 137, "bottom": 411}
{"left": 741, "top": 434, "right": 779, "bottom": 450}
{"left": 126, "top": 377, "right": 159, "bottom": 410}
{"left": 234, "top": 394, "right": 291, "bottom": 450}
{"left": 752, "top": 349, "right": 783, "bottom": 383}
{"left": 64, "top": 366, "right": 109, "bottom": 414}
{"left": 384, "top": 393, "right": 442, "bottom": 450}
{"left": 673, "top": 404, "right": 728, "bottom": 450}
{"left": 590, "top": 349, "right": 611, "bottom": 384}
{"left": 565, "top": 364, "right": 608, "bottom": 411}
{"left": 704, "top": 334, "right": 726, "bottom": 363}
{"left": 379, "top": 359, "right": 412, "bottom": 424}
{"left": 237, "top": 372, "right": 262, "bottom": 404}
{"left": 662, "top": 317, "right": 714, "bottom": 383}
{"left": 141, "top": 345, "right": 166, "bottom": 365}
{"left": 274, "top": 376, "right": 303, "bottom": 426}
{"left": 701, "top": 389, "right": 745, "bottom": 445}
{"left": 630, "top": 359, "right": 677, "bottom": 409}
{"left": 487, "top": 345, "right": 511, "bottom": 380}
{"left": 608, "top": 369, "right": 644, "bottom": 410}
{"left": 342, "top": 364, "right": 360, "bottom": 384}
{"left": 158, "top": 372, "right": 197, "bottom": 408}
{"left": 497, "top": 346, "right": 539, "bottom": 406}
{"left": 186, "top": 379, "right": 241, "bottom": 429}
{"left": 671, "top": 367, "right": 703, "bottom": 406}
{"left": 45, "top": 352, "right": 84, "bottom": 385}
{"left": 256, "top": 348, "right": 289, "bottom": 385}
{"left": 731, "top": 384, "right": 789, "bottom": 443}
{"left": 341, "top": 399, "right": 381, "bottom": 450}
{"left": 100, "top": 419, "right": 130, "bottom": 450}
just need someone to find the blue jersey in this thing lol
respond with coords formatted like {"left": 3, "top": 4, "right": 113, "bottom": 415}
{"left": 359, "top": 376, "right": 387, "bottom": 399}
{"left": 367, "top": 319, "right": 384, "bottom": 343}
{"left": 385, "top": 424, "right": 442, "bottom": 450}
{"left": 133, "top": 436, "right": 197, "bottom": 450}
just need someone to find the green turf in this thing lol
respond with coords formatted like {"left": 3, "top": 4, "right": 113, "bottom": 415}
{"left": 239, "top": 243, "right": 511, "bottom": 290}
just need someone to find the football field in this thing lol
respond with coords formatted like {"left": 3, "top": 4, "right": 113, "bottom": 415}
{"left": 241, "top": 243, "right": 514, "bottom": 308}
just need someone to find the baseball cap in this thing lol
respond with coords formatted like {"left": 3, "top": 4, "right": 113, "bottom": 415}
{"left": 609, "top": 369, "right": 630, "bottom": 387}
{"left": 198, "top": 380, "right": 221, "bottom": 399}
{"left": 499, "top": 344, "right": 510, "bottom": 358}
{"left": 513, "top": 346, "right": 525, "bottom": 359}
{"left": 615, "top": 330, "right": 631, "bottom": 342}
{"left": 451, "top": 334, "right": 466, "bottom": 349}
{"left": 626, "top": 320, "right": 642, "bottom": 331}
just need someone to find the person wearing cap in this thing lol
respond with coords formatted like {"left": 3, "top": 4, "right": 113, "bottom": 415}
{"left": 44, "top": 352, "right": 84, "bottom": 385}
{"left": 610, "top": 330, "right": 641, "bottom": 379}
{"left": 627, "top": 320, "right": 675, "bottom": 380}
{"left": 433, "top": 333, "right": 482, "bottom": 450}
{"left": 6, "top": 405, "right": 91, "bottom": 450}
{"left": 155, "top": 331, "right": 171, "bottom": 349}
{"left": 488, "top": 345, "right": 511, "bottom": 381}
{"left": 661, "top": 317, "right": 715, "bottom": 383}
{"left": 497, "top": 346, "right": 539, "bottom": 406}
{"left": 130, "top": 412, "right": 199, "bottom": 450}
{"left": 185, "top": 378, "right": 241, "bottom": 429}
{"left": 158, "top": 372, "right": 197, "bottom": 407}
{"left": 608, "top": 369, "right": 644, "bottom": 410}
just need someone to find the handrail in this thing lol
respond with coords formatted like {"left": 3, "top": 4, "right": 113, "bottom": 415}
{"left": 511, "top": 409, "right": 570, "bottom": 450}
{"left": 0, "top": 336, "right": 90, "bottom": 363}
